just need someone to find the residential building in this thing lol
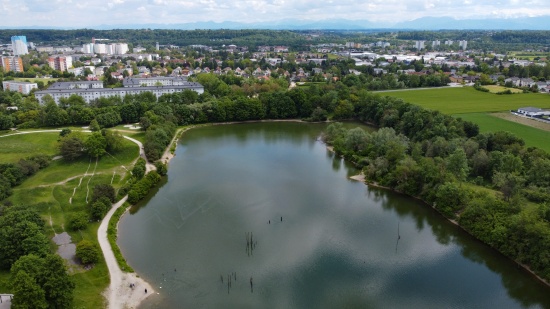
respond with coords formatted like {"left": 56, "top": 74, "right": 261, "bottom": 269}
{"left": 2, "top": 81, "right": 37, "bottom": 95}
{"left": 1, "top": 56, "right": 24, "bottom": 72}
{"left": 459, "top": 40, "right": 468, "bottom": 50}
{"left": 432, "top": 40, "right": 441, "bottom": 48}
{"left": 11, "top": 36, "right": 29, "bottom": 55}
{"left": 35, "top": 80, "right": 204, "bottom": 104}
{"left": 122, "top": 76, "right": 189, "bottom": 87}
{"left": 415, "top": 41, "right": 425, "bottom": 50}
{"left": 517, "top": 107, "right": 550, "bottom": 117}
{"left": 47, "top": 56, "right": 73, "bottom": 72}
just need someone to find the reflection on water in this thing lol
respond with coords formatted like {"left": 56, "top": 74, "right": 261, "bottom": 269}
{"left": 117, "top": 122, "right": 550, "bottom": 309}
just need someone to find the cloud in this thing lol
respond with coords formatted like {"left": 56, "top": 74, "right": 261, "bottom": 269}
{"left": 0, "top": 0, "right": 548, "bottom": 28}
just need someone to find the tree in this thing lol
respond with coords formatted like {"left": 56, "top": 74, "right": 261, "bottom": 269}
{"left": 67, "top": 212, "right": 88, "bottom": 231}
{"left": 447, "top": 148, "right": 469, "bottom": 182}
{"left": 91, "top": 184, "right": 116, "bottom": 203}
{"left": 0, "top": 208, "right": 49, "bottom": 269}
{"left": 58, "top": 135, "right": 85, "bottom": 161}
{"left": 10, "top": 270, "right": 48, "bottom": 309}
{"left": 75, "top": 240, "right": 100, "bottom": 264}
{"left": 89, "top": 119, "right": 100, "bottom": 132}
{"left": 0, "top": 114, "right": 14, "bottom": 130}
{"left": 493, "top": 172, "right": 525, "bottom": 201}
{"left": 84, "top": 132, "right": 107, "bottom": 158}
{"left": 40, "top": 254, "right": 75, "bottom": 308}
{"left": 90, "top": 197, "right": 110, "bottom": 221}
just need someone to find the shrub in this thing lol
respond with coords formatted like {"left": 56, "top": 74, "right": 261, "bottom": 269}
{"left": 67, "top": 212, "right": 88, "bottom": 231}
{"left": 75, "top": 240, "right": 100, "bottom": 264}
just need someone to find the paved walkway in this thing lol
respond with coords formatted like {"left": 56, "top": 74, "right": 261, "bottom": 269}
{"left": 0, "top": 294, "right": 12, "bottom": 309}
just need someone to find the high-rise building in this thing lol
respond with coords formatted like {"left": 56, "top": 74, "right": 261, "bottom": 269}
{"left": 459, "top": 40, "right": 468, "bottom": 50}
{"left": 432, "top": 40, "right": 441, "bottom": 48}
{"left": 11, "top": 36, "right": 29, "bottom": 55}
{"left": 2, "top": 81, "right": 38, "bottom": 95}
{"left": 1, "top": 56, "right": 24, "bottom": 72}
{"left": 415, "top": 41, "right": 425, "bottom": 50}
{"left": 48, "top": 56, "right": 73, "bottom": 72}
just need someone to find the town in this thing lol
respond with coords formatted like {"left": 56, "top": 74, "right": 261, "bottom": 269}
{"left": 1, "top": 31, "right": 550, "bottom": 105}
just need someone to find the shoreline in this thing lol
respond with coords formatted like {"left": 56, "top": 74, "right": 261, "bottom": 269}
{"left": 348, "top": 171, "right": 550, "bottom": 288}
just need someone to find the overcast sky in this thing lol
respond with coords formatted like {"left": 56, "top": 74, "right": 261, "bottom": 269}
{"left": 2, "top": 0, "right": 550, "bottom": 28}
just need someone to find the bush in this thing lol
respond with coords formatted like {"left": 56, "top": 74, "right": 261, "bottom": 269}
{"left": 67, "top": 212, "right": 88, "bottom": 231}
{"left": 127, "top": 171, "right": 161, "bottom": 204}
{"left": 154, "top": 161, "right": 168, "bottom": 176}
{"left": 91, "top": 184, "right": 116, "bottom": 203}
{"left": 90, "top": 196, "right": 111, "bottom": 221}
{"left": 75, "top": 240, "right": 100, "bottom": 264}
{"left": 132, "top": 158, "right": 146, "bottom": 179}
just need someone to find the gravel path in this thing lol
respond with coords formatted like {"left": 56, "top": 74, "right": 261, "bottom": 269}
{"left": 97, "top": 196, "right": 154, "bottom": 309}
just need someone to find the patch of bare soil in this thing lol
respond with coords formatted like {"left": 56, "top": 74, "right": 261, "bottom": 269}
{"left": 492, "top": 113, "right": 550, "bottom": 132}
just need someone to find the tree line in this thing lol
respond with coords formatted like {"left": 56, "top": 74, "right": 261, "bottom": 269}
{"left": 323, "top": 93, "right": 550, "bottom": 282}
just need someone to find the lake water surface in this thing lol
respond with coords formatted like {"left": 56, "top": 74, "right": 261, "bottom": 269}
{"left": 118, "top": 122, "right": 550, "bottom": 309}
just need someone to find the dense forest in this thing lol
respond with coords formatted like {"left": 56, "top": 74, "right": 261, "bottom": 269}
{"left": 1, "top": 29, "right": 549, "bottom": 51}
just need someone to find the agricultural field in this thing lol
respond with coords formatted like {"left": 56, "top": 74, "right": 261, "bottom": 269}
{"left": 457, "top": 113, "right": 550, "bottom": 152}
{"left": 380, "top": 86, "right": 550, "bottom": 152}
{"left": 381, "top": 87, "right": 550, "bottom": 114}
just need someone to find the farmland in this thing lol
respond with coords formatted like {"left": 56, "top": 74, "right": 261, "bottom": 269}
{"left": 379, "top": 86, "right": 550, "bottom": 151}
{"left": 380, "top": 87, "right": 550, "bottom": 114}
{"left": 457, "top": 113, "right": 550, "bottom": 152}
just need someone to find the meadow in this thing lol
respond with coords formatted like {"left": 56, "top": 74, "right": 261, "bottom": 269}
{"left": 0, "top": 131, "right": 139, "bottom": 309}
{"left": 0, "top": 132, "right": 60, "bottom": 163}
{"left": 380, "top": 87, "right": 550, "bottom": 114}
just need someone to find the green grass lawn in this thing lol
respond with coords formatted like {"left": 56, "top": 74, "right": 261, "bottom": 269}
{"left": 457, "top": 113, "right": 550, "bottom": 152}
{"left": 381, "top": 87, "right": 550, "bottom": 114}
{"left": 0, "top": 132, "right": 60, "bottom": 163}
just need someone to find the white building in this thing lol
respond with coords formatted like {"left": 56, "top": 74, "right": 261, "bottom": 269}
{"left": 35, "top": 80, "right": 204, "bottom": 104}
{"left": 82, "top": 43, "right": 94, "bottom": 54}
{"left": 2, "top": 81, "right": 37, "bottom": 95}
{"left": 123, "top": 76, "right": 189, "bottom": 87}
{"left": 415, "top": 41, "right": 425, "bottom": 50}
{"left": 94, "top": 43, "right": 107, "bottom": 54}
{"left": 459, "top": 40, "right": 468, "bottom": 50}
{"left": 517, "top": 107, "right": 550, "bottom": 117}
{"left": 11, "top": 36, "right": 29, "bottom": 55}
{"left": 432, "top": 40, "right": 441, "bottom": 48}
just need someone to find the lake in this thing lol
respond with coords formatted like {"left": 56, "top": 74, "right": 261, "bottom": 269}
{"left": 118, "top": 122, "right": 550, "bottom": 309}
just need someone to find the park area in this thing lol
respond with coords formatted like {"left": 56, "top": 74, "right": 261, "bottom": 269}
{"left": 381, "top": 86, "right": 550, "bottom": 152}
{"left": 0, "top": 130, "right": 139, "bottom": 308}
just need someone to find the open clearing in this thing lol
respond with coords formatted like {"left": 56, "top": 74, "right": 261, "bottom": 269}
{"left": 483, "top": 85, "right": 523, "bottom": 94}
{"left": 0, "top": 132, "right": 59, "bottom": 163}
{"left": 381, "top": 87, "right": 550, "bottom": 114}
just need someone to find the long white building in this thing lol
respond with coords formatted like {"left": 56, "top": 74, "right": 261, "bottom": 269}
{"left": 35, "top": 79, "right": 203, "bottom": 104}
{"left": 2, "top": 81, "right": 38, "bottom": 95}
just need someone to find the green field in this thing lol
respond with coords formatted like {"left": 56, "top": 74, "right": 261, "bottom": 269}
{"left": 483, "top": 85, "right": 523, "bottom": 94}
{"left": 0, "top": 132, "right": 60, "bottom": 163}
{"left": 14, "top": 77, "right": 59, "bottom": 84}
{"left": 381, "top": 87, "right": 550, "bottom": 114}
{"left": 457, "top": 113, "right": 550, "bottom": 152}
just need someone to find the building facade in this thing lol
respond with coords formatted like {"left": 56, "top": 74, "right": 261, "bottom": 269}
{"left": 11, "top": 36, "right": 29, "bottom": 56}
{"left": 47, "top": 56, "right": 73, "bottom": 72}
{"left": 2, "top": 81, "right": 38, "bottom": 95}
{"left": 35, "top": 80, "right": 204, "bottom": 104}
{"left": 1, "top": 56, "right": 24, "bottom": 72}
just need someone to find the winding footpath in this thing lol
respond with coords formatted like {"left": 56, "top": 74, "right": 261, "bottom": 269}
{"left": 97, "top": 136, "right": 157, "bottom": 308}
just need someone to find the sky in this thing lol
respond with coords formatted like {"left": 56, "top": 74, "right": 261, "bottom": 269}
{"left": 1, "top": 0, "right": 550, "bottom": 28}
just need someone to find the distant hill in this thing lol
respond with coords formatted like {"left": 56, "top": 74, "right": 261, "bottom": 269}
{"left": 1, "top": 16, "right": 550, "bottom": 30}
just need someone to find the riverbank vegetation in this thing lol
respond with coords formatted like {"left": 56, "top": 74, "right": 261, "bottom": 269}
{"left": 322, "top": 93, "right": 550, "bottom": 282}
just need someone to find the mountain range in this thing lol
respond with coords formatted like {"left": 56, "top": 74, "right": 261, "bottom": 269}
{"left": 2, "top": 16, "right": 550, "bottom": 30}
